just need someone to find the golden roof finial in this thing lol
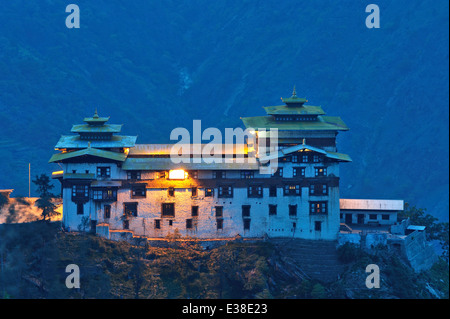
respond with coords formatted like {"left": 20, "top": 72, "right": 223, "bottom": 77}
{"left": 292, "top": 85, "right": 297, "bottom": 97}
{"left": 93, "top": 108, "right": 99, "bottom": 118}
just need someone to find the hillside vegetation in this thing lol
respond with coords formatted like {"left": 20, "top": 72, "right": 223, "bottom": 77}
{"left": 0, "top": 1, "right": 448, "bottom": 220}
{"left": 0, "top": 222, "right": 447, "bottom": 299}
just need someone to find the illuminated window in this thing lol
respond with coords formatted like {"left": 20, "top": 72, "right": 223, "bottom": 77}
{"left": 158, "top": 171, "right": 166, "bottom": 179}
{"left": 310, "top": 202, "right": 328, "bottom": 215}
{"left": 240, "top": 171, "right": 254, "bottom": 179}
{"left": 191, "top": 187, "right": 198, "bottom": 197}
{"left": 309, "top": 184, "right": 328, "bottom": 196}
{"left": 314, "top": 167, "right": 327, "bottom": 177}
{"left": 284, "top": 184, "right": 301, "bottom": 196}
{"left": 271, "top": 168, "right": 283, "bottom": 177}
{"left": 92, "top": 188, "right": 117, "bottom": 201}
{"left": 205, "top": 188, "right": 214, "bottom": 197}
{"left": 168, "top": 187, "right": 175, "bottom": 197}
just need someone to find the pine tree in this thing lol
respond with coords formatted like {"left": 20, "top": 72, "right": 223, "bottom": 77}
{"left": 32, "top": 174, "right": 59, "bottom": 222}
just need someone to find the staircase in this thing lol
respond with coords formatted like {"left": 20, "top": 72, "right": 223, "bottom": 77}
{"left": 271, "top": 238, "right": 347, "bottom": 283}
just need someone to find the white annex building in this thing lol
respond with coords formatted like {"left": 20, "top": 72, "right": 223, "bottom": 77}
{"left": 50, "top": 89, "right": 370, "bottom": 241}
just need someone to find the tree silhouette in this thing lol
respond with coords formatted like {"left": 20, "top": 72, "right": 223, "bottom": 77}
{"left": 32, "top": 174, "right": 59, "bottom": 222}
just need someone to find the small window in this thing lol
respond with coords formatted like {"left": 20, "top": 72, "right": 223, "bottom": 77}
{"left": 162, "top": 203, "right": 175, "bottom": 217}
{"left": 191, "top": 206, "right": 199, "bottom": 217}
{"left": 243, "top": 219, "right": 251, "bottom": 231}
{"left": 124, "top": 202, "right": 138, "bottom": 217}
{"left": 155, "top": 219, "right": 161, "bottom": 229}
{"left": 168, "top": 220, "right": 173, "bottom": 226}
{"left": 369, "top": 214, "right": 378, "bottom": 220}
{"left": 127, "top": 171, "right": 141, "bottom": 180}
{"left": 269, "top": 186, "right": 277, "bottom": 197}
{"left": 72, "top": 184, "right": 89, "bottom": 199}
{"left": 189, "top": 170, "right": 198, "bottom": 179}
{"left": 247, "top": 185, "right": 263, "bottom": 198}
{"left": 313, "top": 155, "right": 321, "bottom": 163}
{"left": 314, "top": 167, "right": 327, "bottom": 177}
{"left": 240, "top": 171, "right": 254, "bottom": 179}
{"left": 310, "top": 202, "right": 328, "bottom": 215}
{"left": 284, "top": 184, "right": 301, "bottom": 196}
{"left": 104, "top": 205, "right": 111, "bottom": 219}
{"left": 292, "top": 155, "right": 299, "bottom": 163}
{"left": 131, "top": 185, "right": 146, "bottom": 198}
{"left": 218, "top": 186, "right": 233, "bottom": 198}
{"left": 77, "top": 203, "right": 84, "bottom": 215}
{"left": 216, "top": 218, "right": 223, "bottom": 230}
{"left": 186, "top": 219, "right": 193, "bottom": 229}
{"left": 97, "top": 167, "right": 111, "bottom": 178}
{"left": 269, "top": 204, "right": 277, "bottom": 216}
{"left": 242, "top": 205, "right": 251, "bottom": 218}
{"left": 205, "top": 188, "right": 214, "bottom": 197}
{"left": 315, "top": 221, "right": 322, "bottom": 231}
{"left": 382, "top": 214, "right": 390, "bottom": 220}
{"left": 293, "top": 167, "right": 306, "bottom": 178}
{"left": 213, "top": 171, "right": 226, "bottom": 179}
{"left": 271, "top": 168, "right": 283, "bottom": 177}
{"left": 301, "top": 155, "right": 309, "bottom": 163}
{"left": 191, "top": 187, "right": 198, "bottom": 197}
{"left": 289, "top": 204, "right": 297, "bottom": 217}
{"left": 158, "top": 171, "right": 166, "bottom": 179}
{"left": 168, "top": 187, "right": 175, "bottom": 197}
{"left": 215, "top": 206, "right": 223, "bottom": 217}
{"left": 309, "top": 184, "right": 328, "bottom": 196}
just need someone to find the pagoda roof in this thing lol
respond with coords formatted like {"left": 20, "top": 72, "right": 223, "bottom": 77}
{"left": 259, "top": 142, "right": 351, "bottom": 162}
{"left": 83, "top": 110, "right": 110, "bottom": 124}
{"left": 49, "top": 147, "right": 127, "bottom": 163}
{"left": 241, "top": 115, "right": 349, "bottom": 131}
{"left": 71, "top": 124, "right": 122, "bottom": 133}
{"left": 263, "top": 104, "right": 325, "bottom": 115}
{"left": 55, "top": 135, "right": 137, "bottom": 149}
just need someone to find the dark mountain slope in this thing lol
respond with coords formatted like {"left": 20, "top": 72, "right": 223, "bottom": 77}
{"left": 0, "top": 1, "right": 448, "bottom": 219}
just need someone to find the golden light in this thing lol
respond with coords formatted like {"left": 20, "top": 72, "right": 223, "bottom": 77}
{"left": 52, "top": 170, "right": 64, "bottom": 176}
{"left": 168, "top": 169, "right": 188, "bottom": 180}
{"left": 124, "top": 148, "right": 130, "bottom": 155}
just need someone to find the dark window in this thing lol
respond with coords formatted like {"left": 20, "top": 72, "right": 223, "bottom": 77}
{"left": 92, "top": 188, "right": 117, "bottom": 201}
{"left": 104, "top": 205, "right": 111, "bottom": 219}
{"left": 271, "top": 168, "right": 283, "bottom": 177}
{"left": 313, "top": 155, "right": 321, "bottom": 163}
{"left": 269, "top": 186, "right": 277, "bottom": 197}
{"left": 216, "top": 218, "right": 223, "bottom": 230}
{"left": 310, "top": 202, "right": 328, "bottom": 215}
{"left": 186, "top": 219, "right": 193, "bottom": 229}
{"left": 155, "top": 219, "right": 161, "bottom": 229}
{"left": 77, "top": 203, "right": 84, "bottom": 215}
{"left": 131, "top": 185, "right": 146, "bottom": 198}
{"left": 191, "top": 187, "right": 198, "bottom": 197}
{"left": 309, "top": 184, "right": 328, "bottom": 196}
{"left": 97, "top": 167, "right": 111, "bottom": 178}
{"left": 247, "top": 185, "right": 263, "bottom": 198}
{"left": 168, "top": 187, "right": 175, "bottom": 197}
{"left": 382, "top": 214, "right": 390, "bottom": 220}
{"left": 243, "top": 219, "right": 251, "bottom": 231}
{"left": 218, "top": 186, "right": 233, "bottom": 198}
{"left": 72, "top": 184, "right": 89, "bottom": 200}
{"left": 293, "top": 222, "right": 297, "bottom": 229}
{"left": 280, "top": 156, "right": 292, "bottom": 162}
{"left": 301, "top": 154, "right": 309, "bottom": 163}
{"left": 315, "top": 221, "right": 322, "bottom": 231}
{"left": 123, "top": 220, "right": 129, "bottom": 230}
{"left": 205, "top": 188, "right": 214, "bottom": 197}
{"left": 213, "top": 171, "right": 226, "bottom": 179}
{"left": 314, "top": 167, "right": 327, "bottom": 177}
{"left": 188, "top": 170, "right": 198, "bottom": 179}
{"left": 215, "top": 206, "right": 223, "bottom": 217}
{"left": 292, "top": 155, "right": 299, "bottom": 163}
{"left": 192, "top": 206, "right": 199, "bottom": 217}
{"left": 169, "top": 220, "right": 173, "bottom": 226}
{"left": 242, "top": 205, "right": 251, "bottom": 218}
{"left": 158, "top": 171, "right": 166, "bottom": 179}
{"left": 289, "top": 204, "right": 297, "bottom": 217}
{"left": 369, "top": 214, "right": 377, "bottom": 220}
{"left": 293, "top": 167, "right": 306, "bottom": 178}
{"left": 240, "top": 171, "right": 254, "bottom": 179}
{"left": 124, "top": 202, "right": 138, "bottom": 217}
{"left": 284, "top": 184, "right": 301, "bottom": 196}
{"left": 162, "top": 203, "right": 175, "bottom": 217}
{"left": 127, "top": 171, "right": 141, "bottom": 180}
{"left": 269, "top": 204, "right": 277, "bottom": 216}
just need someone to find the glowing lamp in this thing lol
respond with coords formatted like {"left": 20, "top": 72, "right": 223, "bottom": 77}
{"left": 168, "top": 169, "right": 188, "bottom": 180}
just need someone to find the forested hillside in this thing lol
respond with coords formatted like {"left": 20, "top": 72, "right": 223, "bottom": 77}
{"left": 0, "top": 1, "right": 448, "bottom": 219}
